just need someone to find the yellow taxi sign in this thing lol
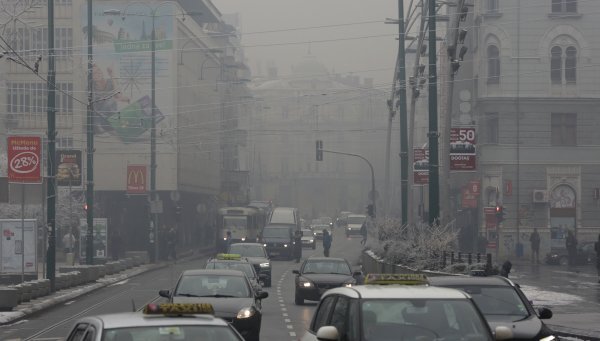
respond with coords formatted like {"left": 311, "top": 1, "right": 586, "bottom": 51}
{"left": 216, "top": 253, "right": 242, "bottom": 260}
{"left": 364, "top": 273, "right": 429, "bottom": 285}
{"left": 143, "top": 303, "right": 215, "bottom": 315}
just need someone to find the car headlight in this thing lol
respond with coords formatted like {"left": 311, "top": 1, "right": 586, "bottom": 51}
{"left": 313, "top": 232, "right": 317, "bottom": 236}
{"left": 241, "top": 237, "right": 246, "bottom": 241}
{"left": 236, "top": 306, "right": 256, "bottom": 319}
{"left": 298, "top": 277, "right": 313, "bottom": 287}
{"left": 263, "top": 243, "right": 267, "bottom": 247}
{"left": 347, "top": 227, "right": 351, "bottom": 230}
{"left": 344, "top": 279, "right": 356, "bottom": 287}
{"left": 284, "top": 244, "right": 288, "bottom": 247}
{"left": 259, "top": 262, "right": 270, "bottom": 268}
{"left": 309, "top": 239, "right": 314, "bottom": 243}
{"left": 540, "top": 336, "right": 556, "bottom": 341}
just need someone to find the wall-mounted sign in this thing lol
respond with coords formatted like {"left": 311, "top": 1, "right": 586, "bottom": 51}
{"left": 56, "top": 149, "right": 82, "bottom": 187}
{"left": 127, "top": 165, "right": 147, "bottom": 194}
{"left": 7, "top": 136, "right": 42, "bottom": 183}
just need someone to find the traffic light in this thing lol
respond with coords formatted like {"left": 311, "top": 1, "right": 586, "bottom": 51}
{"left": 83, "top": 203, "right": 88, "bottom": 212}
{"left": 316, "top": 140, "right": 323, "bottom": 161}
{"left": 175, "top": 206, "right": 182, "bottom": 221}
{"left": 367, "top": 204, "right": 375, "bottom": 218}
{"left": 495, "top": 205, "right": 505, "bottom": 223}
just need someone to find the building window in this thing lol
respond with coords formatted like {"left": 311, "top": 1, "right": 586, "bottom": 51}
{"left": 550, "top": 46, "right": 562, "bottom": 84}
{"left": 565, "top": 46, "right": 577, "bottom": 84}
{"left": 484, "top": 113, "right": 499, "bottom": 144}
{"left": 551, "top": 45, "right": 577, "bottom": 85}
{"left": 488, "top": 0, "right": 499, "bottom": 12}
{"left": 487, "top": 45, "right": 500, "bottom": 84}
{"left": 552, "top": 0, "right": 577, "bottom": 13}
{"left": 7, "top": 81, "right": 72, "bottom": 114}
{"left": 551, "top": 113, "right": 576, "bottom": 146}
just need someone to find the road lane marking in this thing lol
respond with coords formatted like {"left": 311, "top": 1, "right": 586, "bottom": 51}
{"left": 287, "top": 325, "right": 293, "bottom": 329}
{"left": 290, "top": 332, "right": 296, "bottom": 337}
{"left": 285, "top": 318, "right": 291, "bottom": 323}
{"left": 64, "top": 300, "right": 75, "bottom": 305}
{"left": 109, "top": 279, "right": 129, "bottom": 286}
{"left": 282, "top": 313, "right": 288, "bottom": 317}
{"left": 281, "top": 307, "right": 287, "bottom": 311}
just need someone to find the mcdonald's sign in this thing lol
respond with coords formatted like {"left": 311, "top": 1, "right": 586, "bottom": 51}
{"left": 127, "top": 165, "right": 147, "bottom": 194}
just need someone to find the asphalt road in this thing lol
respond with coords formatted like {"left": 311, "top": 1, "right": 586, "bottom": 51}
{"left": 1, "top": 226, "right": 364, "bottom": 341}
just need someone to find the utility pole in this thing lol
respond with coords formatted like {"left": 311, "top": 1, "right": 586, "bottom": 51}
{"left": 428, "top": 0, "right": 440, "bottom": 224}
{"left": 46, "top": 0, "right": 56, "bottom": 291}
{"left": 397, "top": 0, "right": 409, "bottom": 226}
{"left": 151, "top": 14, "right": 159, "bottom": 263}
{"left": 86, "top": 0, "right": 94, "bottom": 265}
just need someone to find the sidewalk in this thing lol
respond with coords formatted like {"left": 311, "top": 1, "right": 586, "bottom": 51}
{"left": 0, "top": 248, "right": 212, "bottom": 325}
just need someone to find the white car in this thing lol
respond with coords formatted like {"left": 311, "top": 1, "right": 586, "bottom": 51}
{"left": 65, "top": 303, "right": 244, "bottom": 341}
{"left": 300, "top": 274, "right": 513, "bottom": 341}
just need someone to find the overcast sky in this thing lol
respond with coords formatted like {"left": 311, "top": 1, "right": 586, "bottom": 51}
{"left": 212, "top": 0, "right": 401, "bottom": 87}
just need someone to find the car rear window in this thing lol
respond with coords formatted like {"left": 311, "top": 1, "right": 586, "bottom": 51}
{"left": 103, "top": 325, "right": 240, "bottom": 341}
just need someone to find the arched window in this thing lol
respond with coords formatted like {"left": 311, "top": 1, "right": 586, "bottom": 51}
{"left": 487, "top": 45, "right": 500, "bottom": 84}
{"left": 565, "top": 46, "right": 577, "bottom": 84}
{"left": 550, "top": 46, "right": 562, "bottom": 84}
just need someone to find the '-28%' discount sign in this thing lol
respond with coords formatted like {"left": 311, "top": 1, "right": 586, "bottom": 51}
{"left": 7, "top": 136, "right": 42, "bottom": 183}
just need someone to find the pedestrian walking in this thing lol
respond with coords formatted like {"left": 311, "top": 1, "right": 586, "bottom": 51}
{"left": 530, "top": 228, "right": 541, "bottom": 264}
{"left": 166, "top": 226, "right": 177, "bottom": 261}
{"left": 293, "top": 230, "right": 302, "bottom": 263}
{"left": 499, "top": 260, "right": 512, "bottom": 278}
{"left": 594, "top": 234, "right": 600, "bottom": 283}
{"left": 221, "top": 231, "right": 232, "bottom": 253}
{"left": 62, "top": 231, "right": 76, "bottom": 256}
{"left": 360, "top": 221, "right": 368, "bottom": 246}
{"left": 566, "top": 230, "right": 578, "bottom": 266}
{"left": 322, "top": 229, "right": 332, "bottom": 257}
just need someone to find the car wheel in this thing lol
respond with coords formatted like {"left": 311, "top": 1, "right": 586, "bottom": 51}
{"left": 559, "top": 256, "right": 569, "bottom": 266}
{"left": 295, "top": 291, "right": 304, "bottom": 305}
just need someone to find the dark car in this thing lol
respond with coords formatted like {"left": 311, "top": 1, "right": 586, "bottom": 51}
{"left": 292, "top": 257, "right": 362, "bottom": 305}
{"left": 159, "top": 269, "right": 268, "bottom": 341}
{"left": 261, "top": 224, "right": 295, "bottom": 260}
{"left": 228, "top": 243, "right": 272, "bottom": 287}
{"left": 428, "top": 275, "right": 555, "bottom": 341}
{"left": 545, "top": 241, "right": 598, "bottom": 266}
{"left": 205, "top": 254, "right": 264, "bottom": 293}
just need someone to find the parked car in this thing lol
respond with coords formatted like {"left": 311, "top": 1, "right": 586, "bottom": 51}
{"left": 545, "top": 241, "right": 598, "bottom": 266}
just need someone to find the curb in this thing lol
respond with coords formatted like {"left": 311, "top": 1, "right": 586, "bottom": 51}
{"left": 0, "top": 247, "right": 214, "bottom": 325}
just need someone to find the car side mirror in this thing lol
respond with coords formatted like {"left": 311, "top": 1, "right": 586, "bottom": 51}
{"left": 158, "top": 289, "right": 170, "bottom": 298}
{"left": 494, "top": 326, "right": 513, "bottom": 340}
{"left": 316, "top": 326, "right": 339, "bottom": 341}
{"left": 256, "top": 291, "right": 269, "bottom": 300}
{"left": 292, "top": 269, "right": 300, "bottom": 275}
{"left": 537, "top": 307, "right": 553, "bottom": 319}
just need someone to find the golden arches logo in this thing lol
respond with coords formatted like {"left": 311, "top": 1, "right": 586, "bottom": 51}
{"left": 128, "top": 169, "right": 145, "bottom": 185}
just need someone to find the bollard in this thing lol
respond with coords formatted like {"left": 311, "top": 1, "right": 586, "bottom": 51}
{"left": 477, "top": 253, "right": 481, "bottom": 263}
{"left": 458, "top": 252, "right": 463, "bottom": 263}
{"left": 442, "top": 251, "right": 447, "bottom": 268}
{"left": 486, "top": 253, "right": 493, "bottom": 274}
{"left": 468, "top": 253, "right": 472, "bottom": 265}
{"left": 451, "top": 252, "right": 455, "bottom": 264}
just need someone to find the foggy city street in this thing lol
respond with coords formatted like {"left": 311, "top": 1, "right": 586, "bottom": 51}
{"left": 0, "top": 0, "right": 600, "bottom": 340}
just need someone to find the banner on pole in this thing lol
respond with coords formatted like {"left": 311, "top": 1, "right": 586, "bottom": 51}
{"left": 450, "top": 127, "right": 476, "bottom": 171}
{"left": 7, "top": 136, "right": 42, "bottom": 183}
{"left": 56, "top": 149, "right": 82, "bottom": 187}
{"left": 413, "top": 148, "right": 429, "bottom": 185}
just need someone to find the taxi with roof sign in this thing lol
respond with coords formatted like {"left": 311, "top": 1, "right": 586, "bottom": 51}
{"left": 205, "top": 253, "right": 264, "bottom": 293}
{"left": 159, "top": 269, "right": 267, "bottom": 341}
{"left": 64, "top": 303, "right": 244, "bottom": 341}
{"left": 301, "top": 273, "right": 514, "bottom": 341}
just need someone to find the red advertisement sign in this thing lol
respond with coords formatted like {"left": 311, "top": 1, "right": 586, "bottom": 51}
{"left": 461, "top": 186, "right": 478, "bottom": 208}
{"left": 504, "top": 180, "right": 513, "bottom": 196}
{"left": 127, "top": 165, "right": 147, "bottom": 194}
{"left": 7, "top": 136, "right": 42, "bottom": 183}
{"left": 413, "top": 148, "right": 429, "bottom": 185}
{"left": 450, "top": 127, "right": 476, "bottom": 171}
{"left": 484, "top": 207, "right": 497, "bottom": 229}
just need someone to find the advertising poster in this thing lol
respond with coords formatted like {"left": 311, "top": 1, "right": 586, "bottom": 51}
{"left": 0, "top": 219, "right": 37, "bottom": 273}
{"left": 7, "top": 136, "right": 42, "bottom": 183}
{"left": 56, "top": 149, "right": 82, "bottom": 187}
{"left": 450, "top": 127, "right": 476, "bottom": 171}
{"left": 79, "top": 218, "right": 108, "bottom": 260}
{"left": 82, "top": 3, "right": 174, "bottom": 148}
{"left": 413, "top": 148, "right": 429, "bottom": 185}
{"left": 484, "top": 207, "right": 497, "bottom": 229}
{"left": 461, "top": 180, "right": 481, "bottom": 208}
{"left": 127, "top": 165, "right": 147, "bottom": 194}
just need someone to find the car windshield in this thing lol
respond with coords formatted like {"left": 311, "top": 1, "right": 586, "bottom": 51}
{"left": 269, "top": 210, "right": 294, "bottom": 224}
{"left": 228, "top": 244, "right": 266, "bottom": 258}
{"left": 361, "top": 299, "right": 492, "bottom": 341}
{"left": 174, "top": 275, "right": 250, "bottom": 298}
{"left": 319, "top": 217, "right": 332, "bottom": 224}
{"left": 302, "top": 260, "right": 351, "bottom": 275}
{"left": 347, "top": 216, "right": 366, "bottom": 224}
{"left": 301, "top": 229, "right": 313, "bottom": 236}
{"left": 207, "top": 262, "right": 255, "bottom": 279}
{"left": 262, "top": 227, "right": 290, "bottom": 238}
{"left": 103, "top": 325, "right": 240, "bottom": 341}
{"left": 223, "top": 216, "right": 247, "bottom": 230}
{"left": 449, "top": 285, "right": 529, "bottom": 319}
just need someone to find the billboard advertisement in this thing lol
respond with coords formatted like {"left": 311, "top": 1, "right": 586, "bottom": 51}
{"left": 413, "top": 148, "right": 429, "bottom": 185}
{"left": 83, "top": 3, "right": 174, "bottom": 144}
{"left": 450, "top": 127, "right": 476, "bottom": 171}
{"left": 127, "top": 165, "right": 147, "bottom": 194}
{"left": 56, "top": 149, "right": 82, "bottom": 187}
{"left": 7, "top": 136, "right": 42, "bottom": 183}
{"left": 79, "top": 218, "right": 108, "bottom": 260}
{"left": 0, "top": 219, "right": 37, "bottom": 273}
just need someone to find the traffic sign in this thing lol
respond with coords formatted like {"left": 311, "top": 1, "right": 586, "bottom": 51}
{"left": 7, "top": 136, "right": 42, "bottom": 183}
